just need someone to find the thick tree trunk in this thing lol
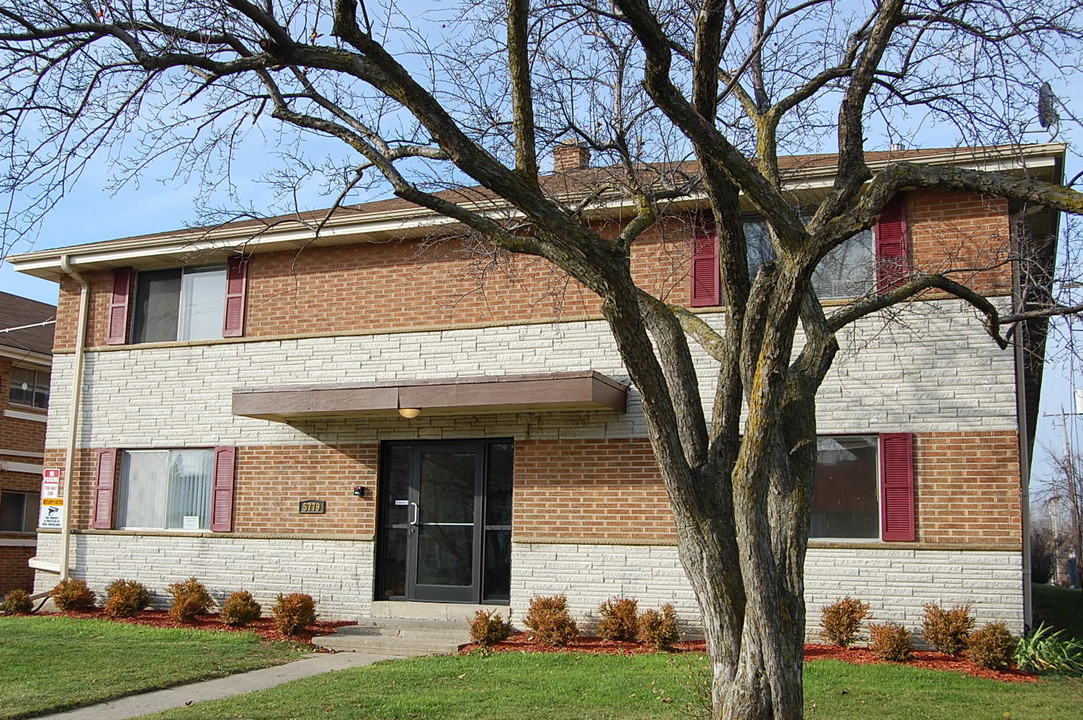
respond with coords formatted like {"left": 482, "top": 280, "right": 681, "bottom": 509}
{"left": 675, "top": 438, "right": 811, "bottom": 719}
{"left": 600, "top": 248, "right": 818, "bottom": 720}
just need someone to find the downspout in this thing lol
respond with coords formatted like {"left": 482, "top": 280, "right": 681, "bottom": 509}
{"left": 58, "top": 254, "right": 90, "bottom": 581}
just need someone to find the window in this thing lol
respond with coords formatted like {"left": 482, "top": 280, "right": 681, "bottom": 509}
{"left": 108, "top": 258, "right": 247, "bottom": 345}
{"left": 131, "top": 266, "right": 227, "bottom": 343}
{"left": 744, "top": 221, "right": 875, "bottom": 300}
{"left": 0, "top": 491, "right": 40, "bottom": 532}
{"left": 117, "top": 449, "right": 216, "bottom": 530}
{"left": 810, "top": 433, "right": 915, "bottom": 541}
{"left": 8, "top": 366, "right": 49, "bottom": 409}
{"left": 812, "top": 436, "right": 879, "bottom": 539}
{"left": 690, "top": 195, "right": 908, "bottom": 306}
{"left": 94, "top": 447, "right": 236, "bottom": 531}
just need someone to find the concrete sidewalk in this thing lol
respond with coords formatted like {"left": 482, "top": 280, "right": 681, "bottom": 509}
{"left": 34, "top": 652, "right": 391, "bottom": 720}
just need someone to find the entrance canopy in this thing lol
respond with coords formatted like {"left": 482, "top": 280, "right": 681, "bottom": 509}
{"left": 232, "top": 370, "right": 628, "bottom": 421}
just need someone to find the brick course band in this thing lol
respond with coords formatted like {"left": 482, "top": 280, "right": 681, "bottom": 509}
{"left": 46, "top": 429, "right": 1019, "bottom": 545}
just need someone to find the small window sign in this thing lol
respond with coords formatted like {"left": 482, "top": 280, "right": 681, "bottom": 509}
{"left": 299, "top": 499, "right": 326, "bottom": 515}
{"left": 182, "top": 515, "right": 200, "bottom": 530}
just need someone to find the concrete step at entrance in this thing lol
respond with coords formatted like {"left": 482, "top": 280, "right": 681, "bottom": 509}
{"left": 313, "top": 618, "right": 473, "bottom": 656}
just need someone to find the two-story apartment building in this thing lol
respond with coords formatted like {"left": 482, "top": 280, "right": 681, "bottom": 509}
{"left": 0, "top": 292, "right": 54, "bottom": 594}
{"left": 10, "top": 143, "right": 1061, "bottom": 634}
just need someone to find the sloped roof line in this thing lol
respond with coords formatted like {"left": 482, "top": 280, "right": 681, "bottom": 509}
{"left": 8, "top": 143, "right": 1065, "bottom": 275}
{"left": 0, "top": 291, "right": 56, "bottom": 358}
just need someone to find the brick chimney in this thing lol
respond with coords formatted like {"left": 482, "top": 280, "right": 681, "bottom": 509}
{"left": 553, "top": 141, "right": 590, "bottom": 172}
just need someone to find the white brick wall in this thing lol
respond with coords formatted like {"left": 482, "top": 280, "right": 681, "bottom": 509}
{"left": 34, "top": 534, "right": 1022, "bottom": 637}
{"left": 33, "top": 532, "right": 375, "bottom": 619}
{"left": 45, "top": 298, "right": 1017, "bottom": 450}
{"left": 510, "top": 543, "right": 1025, "bottom": 636}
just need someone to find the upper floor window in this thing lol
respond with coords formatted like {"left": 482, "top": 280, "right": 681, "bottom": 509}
{"left": 8, "top": 366, "right": 49, "bottom": 409}
{"left": 745, "top": 221, "right": 875, "bottom": 300}
{"left": 131, "top": 266, "right": 227, "bottom": 343}
{"left": 0, "top": 490, "right": 40, "bottom": 532}
{"left": 108, "top": 257, "right": 248, "bottom": 345}
{"left": 690, "top": 194, "right": 909, "bottom": 306}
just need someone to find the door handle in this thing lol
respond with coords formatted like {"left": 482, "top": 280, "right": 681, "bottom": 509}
{"left": 409, "top": 501, "right": 419, "bottom": 526}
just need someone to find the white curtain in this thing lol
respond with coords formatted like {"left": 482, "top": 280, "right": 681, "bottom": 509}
{"left": 118, "top": 449, "right": 213, "bottom": 530}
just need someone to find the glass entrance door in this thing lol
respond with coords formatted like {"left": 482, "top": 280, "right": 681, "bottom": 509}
{"left": 377, "top": 439, "right": 512, "bottom": 603}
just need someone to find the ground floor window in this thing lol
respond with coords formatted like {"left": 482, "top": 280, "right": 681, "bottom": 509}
{"left": 0, "top": 491, "right": 40, "bottom": 532}
{"left": 117, "top": 449, "right": 215, "bottom": 530}
{"left": 812, "top": 436, "right": 879, "bottom": 539}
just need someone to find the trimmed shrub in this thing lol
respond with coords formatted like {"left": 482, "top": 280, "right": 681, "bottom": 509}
{"left": 104, "top": 579, "right": 151, "bottom": 618}
{"left": 221, "top": 591, "right": 262, "bottom": 627}
{"left": 597, "top": 596, "right": 639, "bottom": 642}
{"left": 968, "top": 622, "right": 1016, "bottom": 670}
{"left": 921, "top": 602, "right": 974, "bottom": 655}
{"left": 820, "top": 596, "right": 870, "bottom": 647}
{"left": 1014, "top": 624, "right": 1083, "bottom": 675}
{"left": 638, "top": 604, "right": 680, "bottom": 651}
{"left": 523, "top": 595, "right": 580, "bottom": 647}
{"left": 166, "top": 578, "right": 214, "bottom": 623}
{"left": 868, "top": 621, "right": 913, "bottom": 662}
{"left": 272, "top": 593, "right": 317, "bottom": 635}
{"left": 51, "top": 578, "right": 96, "bottom": 611}
{"left": 469, "top": 609, "right": 513, "bottom": 646}
{"left": 1, "top": 589, "right": 33, "bottom": 615}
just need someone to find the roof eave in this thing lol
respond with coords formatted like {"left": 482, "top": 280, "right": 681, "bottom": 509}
{"left": 9, "top": 143, "right": 1067, "bottom": 281}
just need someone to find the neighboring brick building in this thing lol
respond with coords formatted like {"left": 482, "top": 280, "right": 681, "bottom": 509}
{"left": 9, "top": 144, "right": 1062, "bottom": 634}
{"left": 0, "top": 292, "right": 54, "bottom": 594}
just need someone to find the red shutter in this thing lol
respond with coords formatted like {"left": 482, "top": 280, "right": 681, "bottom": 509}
{"left": 875, "top": 194, "right": 910, "bottom": 292}
{"left": 106, "top": 268, "right": 133, "bottom": 345}
{"left": 880, "top": 433, "right": 915, "bottom": 541}
{"left": 222, "top": 256, "right": 248, "bottom": 338}
{"left": 690, "top": 228, "right": 720, "bottom": 307}
{"left": 92, "top": 449, "right": 118, "bottom": 530}
{"left": 211, "top": 446, "right": 236, "bottom": 532}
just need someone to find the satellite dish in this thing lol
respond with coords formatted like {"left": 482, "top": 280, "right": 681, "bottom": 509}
{"left": 1038, "top": 82, "right": 1060, "bottom": 130}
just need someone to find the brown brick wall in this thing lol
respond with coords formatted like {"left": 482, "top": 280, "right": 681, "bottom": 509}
{"left": 2, "top": 357, "right": 46, "bottom": 586}
{"left": 53, "top": 273, "right": 114, "bottom": 352}
{"left": 0, "top": 357, "right": 48, "bottom": 455}
{"left": 907, "top": 190, "right": 1013, "bottom": 294}
{"left": 233, "top": 444, "right": 379, "bottom": 535}
{"left": 51, "top": 191, "right": 1013, "bottom": 350}
{"left": 914, "top": 431, "right": 1022, "bottom": 544}
{"left": 0, "top": 469, "right": 39, "bottom": 495}
{"left": 0, "top": 546, "right": 35, "bottom": 593}
{"left": 51, "top": 431, "right": 1021, "bottom": 547}
{"left": 46, "top": 445, "right": 381, "bottom": 535}
{"left": 514, "top": 432, "right": 1022, "bottom": 546}
{"left": 514, "top": 438, "right": 677, "bottom": 542}
{"left": 52, "top": 220, "right": 689, "bottom": 349}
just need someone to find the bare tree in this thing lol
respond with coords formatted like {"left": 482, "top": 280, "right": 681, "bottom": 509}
{"left": 4, "top": 2, "right": 1083, "bottom": 718}
{"left": 1037, "top": 444, "right": 1083, "bottom": 584}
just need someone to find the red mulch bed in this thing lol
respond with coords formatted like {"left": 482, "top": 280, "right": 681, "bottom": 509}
{"left": 461, "top": 633, "right": 1038, "bottom": 683}
{"left": 44, "top": 608, "right": 355, "bottom": 646}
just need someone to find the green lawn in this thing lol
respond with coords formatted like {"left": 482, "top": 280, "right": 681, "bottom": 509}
{"left": 134, "top": 651, "right": 1083, "bottom": 720}
{"left": 1033, "top": 583, "right": 1083, "bottom": 640}
{"left": 0, "top": 616, "right": 300, "bottom": 719}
